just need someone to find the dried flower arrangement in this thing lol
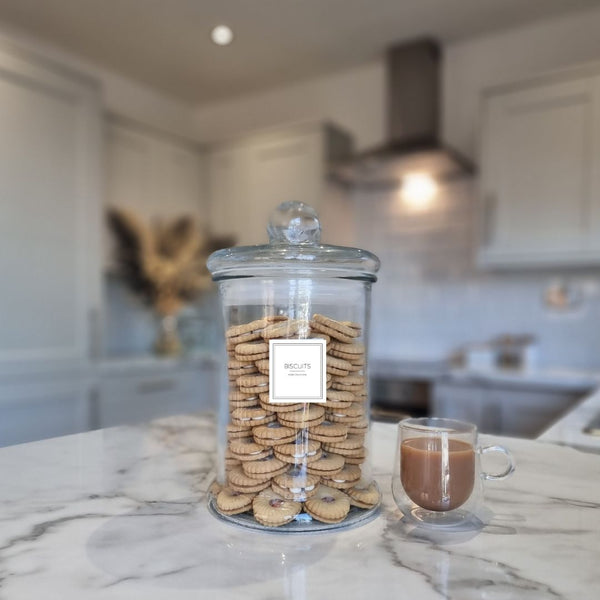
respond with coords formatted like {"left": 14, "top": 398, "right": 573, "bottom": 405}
{"left": 107, "top": 207, "right": 233, "bottom": 354}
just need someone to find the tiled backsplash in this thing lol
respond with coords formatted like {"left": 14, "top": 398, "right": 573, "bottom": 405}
{"left": 351, "top": 180, "right": 600, "bottom": 369}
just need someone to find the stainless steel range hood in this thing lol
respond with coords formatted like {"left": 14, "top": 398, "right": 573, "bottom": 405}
{"left": 331, "top": 39, "right": 474, "bottom": 189}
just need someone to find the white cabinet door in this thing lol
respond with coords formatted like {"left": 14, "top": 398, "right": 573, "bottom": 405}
{"left": 106, "top": 122, "right": 204, "bottom": 219}
{"left": 433, "top": 380, "right": 579, "bottom": 438}
{"left": 0, "top": 378, "right": 90, "bottom": 447}
{"left": 207, "top": 126, "right": 325, "bottom": 246}
{"left": 479, "top": 76, "right": 599, "bottom": 267}
{"left": 105, "top": 122, "right": 205, "bottom": 268}
{"left": 207, "top": 148, "right": 246, "bottom": 241}
{"left": 152, "top": 138, "right": 204, "bottom": 220}
{"left": 590, "top": 75, "right": 600, "bottom": 250}
{"left": 0, "top": 46, "right": 101, "bottom": 376}
{"left": 432, "top": 382, "right": 503, "bottom": 434}
{"left": 492, "top": 387, "right": 578, "bottom": 438}
{"left": 245, "top": 132, "right": 322, "bottom": 245}
{"left": 98, "top": 366, "right": 216, "bottom": 428}
{"left": 105, "top": 125, "right": 153, "bottom": 217}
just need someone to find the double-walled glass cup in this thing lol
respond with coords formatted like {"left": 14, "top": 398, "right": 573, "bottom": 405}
{"left": 392, "top": 418, "right": 515, "bottom": 527}
{"left": 207, "top": 202, "right": 381, "bottom": 532}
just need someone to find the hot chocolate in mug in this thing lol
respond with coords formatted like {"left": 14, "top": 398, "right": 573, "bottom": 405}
{"left": 392, "top": 418, "right": 515, "bottom": 527}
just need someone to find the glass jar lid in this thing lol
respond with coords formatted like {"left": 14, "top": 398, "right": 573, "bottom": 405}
{"left": 207, "top": 202, "right": 380, "bottom": 281}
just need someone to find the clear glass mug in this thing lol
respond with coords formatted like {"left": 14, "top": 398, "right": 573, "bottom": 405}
{"left": 392, "top": 418, "right": 515, "bottom": 527}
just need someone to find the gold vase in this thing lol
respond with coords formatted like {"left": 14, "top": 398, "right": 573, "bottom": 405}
{"left": 154, "top": 313, "right": 182, "bottom": 356}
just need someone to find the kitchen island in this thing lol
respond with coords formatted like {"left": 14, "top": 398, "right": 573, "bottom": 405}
{"left": 1, "top": 404, "right": 599, "bottom": 599}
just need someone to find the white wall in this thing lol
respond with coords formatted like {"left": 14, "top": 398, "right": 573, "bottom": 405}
{"left": 0, "top": 21, "right": 197, "bottom": 140}
{"left": 443, "top": 4, "right": 600, "bottom": 159}
{"left": 192, "top": 60, "right": 385, "bottom": 151}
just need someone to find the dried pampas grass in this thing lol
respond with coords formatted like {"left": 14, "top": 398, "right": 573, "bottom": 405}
{"left": 107, "top": 207, "right": 233, "bottom": 316}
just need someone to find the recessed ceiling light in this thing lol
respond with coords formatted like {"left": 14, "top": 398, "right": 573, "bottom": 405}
{"left": 211, "top": 25, "right": 233, "bottom": 46}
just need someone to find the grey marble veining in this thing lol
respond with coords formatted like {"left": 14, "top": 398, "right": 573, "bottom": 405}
{"left": 1, "top": 413, "right": 599, "bottom": 599}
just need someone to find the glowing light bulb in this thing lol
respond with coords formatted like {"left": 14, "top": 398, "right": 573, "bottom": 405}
{"left": 211, "top": 25, "right": 234, "bottom": 46}
{"left": 400, "top": 173, "right": 438, "bottom": 210}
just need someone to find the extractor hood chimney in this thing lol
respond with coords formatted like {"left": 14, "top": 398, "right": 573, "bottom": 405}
{"left": 332, "top": 39, "right": 474, "bottom": 189}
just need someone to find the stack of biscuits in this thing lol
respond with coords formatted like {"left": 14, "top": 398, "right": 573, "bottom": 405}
{"left": 214, "top": 313, "right": 381, "bottom": 527}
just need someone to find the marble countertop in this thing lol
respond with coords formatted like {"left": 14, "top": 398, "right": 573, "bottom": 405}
{"left": 2, "top": 412, "right": 599, "bottom": 599}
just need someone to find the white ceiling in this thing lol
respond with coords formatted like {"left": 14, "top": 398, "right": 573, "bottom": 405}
{"left": 0, "top": 0, "right": 598, "bottom": 105}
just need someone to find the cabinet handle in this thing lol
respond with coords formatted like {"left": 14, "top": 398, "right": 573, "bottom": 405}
{"left": 483, "top": 192, "right": 497, "bottom": 247}
{"left": 89, "top": 386, "right": 100, "bottom": 431}
{"left": 137, "top": 379, "right": 176, "bottom": 394}
{"left": 88, "top": 308, "right": 101, "bottom": 360}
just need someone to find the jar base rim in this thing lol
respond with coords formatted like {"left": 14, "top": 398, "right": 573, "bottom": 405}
{"left": 207, "top": 492, "right": 380, "bottom": 534}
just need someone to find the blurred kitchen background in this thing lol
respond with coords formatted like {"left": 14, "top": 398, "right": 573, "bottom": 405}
{"left": 2, "top": 0, "right": 600, "bottom": 446}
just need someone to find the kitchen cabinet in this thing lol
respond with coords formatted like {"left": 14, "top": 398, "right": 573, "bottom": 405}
{"left": 494, "top": 386, "right": 579, "bottom": 439}
{"left": 104, "top": 119, "right": 206, "bottom": 267}
{"left": 432, "top": 382, "right": 502, "bottom": 434}
{"left": 207, "top": 122, "right": 352, "bottom": 245}
{"left": 432, "top": 379, "right": 580, "bottom": 438}
{"left": 0, "top": 360, "right": 219, "bottom": 447}
{"left": 0, "top": 42, "right": 102, "bottom": 377}
{"left": 97, "top": 363, "right": 217, "bottom": 428}
{"left": 478, "top": 68, "right": 600, "bottom": 268}
{"left": 0, "top": 378, "right": 91, "bottom": 447}
{"left": 106, "top": 119, "right": 205, "bottom": 220}
{"left": 207, "top": 146, "right": 249, "bottom": 244}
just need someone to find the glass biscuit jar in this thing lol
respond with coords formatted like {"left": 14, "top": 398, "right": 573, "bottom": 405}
{"left": 207, "top": 201, "right": 381, "bottom": 532}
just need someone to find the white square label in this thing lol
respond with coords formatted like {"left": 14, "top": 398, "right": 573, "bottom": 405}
{"left": 269, "top": 339, "right": 327, "bottom": 403}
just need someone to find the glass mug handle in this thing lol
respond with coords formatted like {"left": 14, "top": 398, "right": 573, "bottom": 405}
{"left": 480, "top": 445, "right": 515, "bottom": 481}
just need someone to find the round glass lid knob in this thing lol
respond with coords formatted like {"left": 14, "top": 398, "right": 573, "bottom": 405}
{"left": 267, "top": 201, "right": 322, "bottom": 245}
